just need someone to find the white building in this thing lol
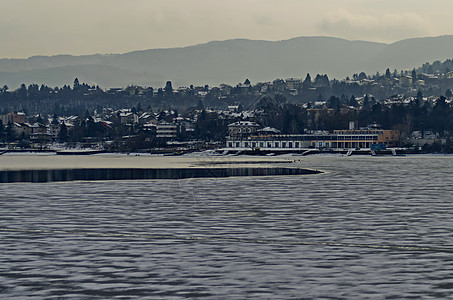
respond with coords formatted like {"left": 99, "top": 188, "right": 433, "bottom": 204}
{"left": 156, "top": 122, "right": 178, "bottom": 139}
{"left": 228, "top": 121, "right": 260, "bottom": 139}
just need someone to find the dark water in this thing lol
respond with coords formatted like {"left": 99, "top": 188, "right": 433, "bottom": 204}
{"left": 1, "top": 155, "right": 453, "bottom": 299}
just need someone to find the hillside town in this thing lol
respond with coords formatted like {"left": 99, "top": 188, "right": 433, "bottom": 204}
{"left": 0, "top": 96, "right": 450, "bottom": 154}
{"left": 1, "top": 59, "right": 453, "bottom": 154}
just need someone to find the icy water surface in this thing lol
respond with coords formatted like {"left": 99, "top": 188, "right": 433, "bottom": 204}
{"left": 1, "top": 155, "right": 453, "bottom": 299}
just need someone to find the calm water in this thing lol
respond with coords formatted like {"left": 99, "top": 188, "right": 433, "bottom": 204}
{"left": 1, "top": 154, "right": 453, "bottom": 299}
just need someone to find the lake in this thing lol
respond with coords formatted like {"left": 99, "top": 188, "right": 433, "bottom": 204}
{"left": 1, "top": 154, "right": 453, "bottom": 299}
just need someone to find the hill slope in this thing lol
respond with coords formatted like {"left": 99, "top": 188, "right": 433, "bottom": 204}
{"left": 1, "top": 36, "right": 453, "bottom": 88}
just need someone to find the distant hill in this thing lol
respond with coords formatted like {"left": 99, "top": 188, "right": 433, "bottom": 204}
{"left": 0, "top": 64, "right": 154, "bottom": 89}
{"left": 364, "top": 36, "right": 453, "bottom": 72}
{"left": 1, "top": 35, "right": 453, "bottom": 88}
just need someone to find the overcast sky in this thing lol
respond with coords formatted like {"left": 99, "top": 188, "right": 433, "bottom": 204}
{"left": 1, "top": 0, "right": 451, "bottom": 58}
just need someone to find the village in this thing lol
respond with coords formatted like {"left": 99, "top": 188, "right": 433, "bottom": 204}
{"left": 0, "top": 90, "right": 450, "bottom": 155}
{"left": 2, "top": 57, "right": 453, "bottom": 154}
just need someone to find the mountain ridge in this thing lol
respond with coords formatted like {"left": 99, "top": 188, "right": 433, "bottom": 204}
{"left": 1, "top": 35, "right": 453, "bottom": 88}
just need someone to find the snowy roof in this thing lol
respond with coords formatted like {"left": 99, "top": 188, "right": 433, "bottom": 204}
{"left": 228, "top": 121, "right": 260, "bottom": 127}
{"left": 139, "top": 113, "right": 153, "bottom": 119}
{"left": 257, "top": 127, "right": 281, "bottom": 133}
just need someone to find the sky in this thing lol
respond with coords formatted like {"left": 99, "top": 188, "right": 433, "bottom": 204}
{"left": 0, "top": 0, "right": 452, "bottom": 58}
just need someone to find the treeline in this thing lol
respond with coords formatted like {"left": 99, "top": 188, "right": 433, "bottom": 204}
{"left": 0, "top": 80, "right": 153, "bottom": 116}
{"left": 252, "top": 94, "right": 453, "bottom": 152}
{"left": 0, "top": 80, "right": 253, "bottom": 116}
{"left": 254, "top": 94, "right": 452, "bottom": 135}
{"left": 4, "top": 57, "right": 453, "bottom": 117}
{"left": 418, "top": 58, "right": 453, "bottom": 74}
{"left": 2, "top": 78, "right": 453, "bottom": 138}
{"left": 1, "top": 92, "right": 453, "bottom": 152}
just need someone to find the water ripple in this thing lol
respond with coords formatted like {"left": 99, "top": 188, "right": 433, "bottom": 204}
{"left": 1, "top": 154, "right": 453, "bottom": 298}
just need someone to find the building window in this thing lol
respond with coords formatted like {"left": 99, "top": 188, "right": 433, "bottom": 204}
{"left": 252, "top": 142, "right": 256, "bottom": 147}
{"left": 245, "top": 142, "right": 249, "bottom": 147}
{"left": 236, "top": 142, "right": 240, "bottom": 147}
{"left": 288, "top": 142, "right": 293, "bottom": 148}
{"left": 268, "top": 142, "right": 272, "bottom": 148}
{"left": 282, "top": 142, "right": 286, "bottom": 148}
{"left": 259, "top": 142, "right": 264, "bottom": 147}
{"left": 275, "top": 142, "right": 279, "bottom": 147}
{"left": 228, "top": 142, "right": 233, "bottom": 147}
{"left": 295, "top": 142, "right": 300, "bottom": 148}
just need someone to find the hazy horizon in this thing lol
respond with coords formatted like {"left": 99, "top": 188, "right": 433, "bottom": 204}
{"left": 2, "top": 0, "right": 453, "bottom": 59}
{"left": 1, "top": 34, "right": 451, "bottom": 60}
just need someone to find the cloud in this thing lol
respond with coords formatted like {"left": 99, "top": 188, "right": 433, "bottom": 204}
{"left": 0, "top": 0, "right": 450, "bottom": 58}
{"left": 316, "top": 10, "right": 431, "bottom": 42}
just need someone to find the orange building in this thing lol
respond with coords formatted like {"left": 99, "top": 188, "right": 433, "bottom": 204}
{"left": 333, "top": 129, "right": 400, "bottom": 148}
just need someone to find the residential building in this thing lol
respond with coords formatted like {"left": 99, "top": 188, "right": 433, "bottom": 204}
{"left": 228, "top": 121, "right": 260, "bottom": 139}
{"left": 156, "top": 122, "right": 179, "bottom": 139}
{"left": 1, "top": 112, "right": 26, "bottom": 125}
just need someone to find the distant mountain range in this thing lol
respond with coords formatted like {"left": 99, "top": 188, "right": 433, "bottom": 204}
{"left": 2, "top": 35, "right": 453, "bottom": 89}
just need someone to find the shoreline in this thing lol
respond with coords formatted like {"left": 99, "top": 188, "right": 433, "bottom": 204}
{"left": 0, "top": 147, "right": 432, "bottom": 157}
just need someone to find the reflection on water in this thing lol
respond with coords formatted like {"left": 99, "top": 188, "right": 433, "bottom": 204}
{"left": 1, "top": 155, "right": 453, "bottom": 298}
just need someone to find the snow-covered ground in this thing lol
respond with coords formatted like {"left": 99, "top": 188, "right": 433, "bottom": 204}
{"left": 0, "top": 153, "right": 294, "bottom": 171}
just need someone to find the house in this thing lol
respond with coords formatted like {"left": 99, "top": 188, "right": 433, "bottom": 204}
{"left": 285, "top": 78, "right": 302, "bottom": 90}
{"left": 118, "top": 110, "right": 138, "bottom": 124}
{"left": 30, "top": 123, "right": 51, "bottom": 143}
{"left": 98, "top": 121, "right": 114, "bottom": 132}
{"left": 399, "top": 76, "right": 413, "bottom": 87}
{"left": 1, "top": 112, "right": 26, "bottom": 125}
{"left": 49, "top": 123, "right": 61, "bottom": 139}
{"left": 228, "top": 121, "right": 260, "bottom": 139}
{"left": 11, "top": 122, "right": 32, "bottom": 137}
{"left": 143, "top": 123, "right": 157, "bottom": 136}
{"left": 227, "top": 105, "right": 243, "bottom": 113}
{"left": 139, "top": 112, "right": 155, "bottom": 124}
